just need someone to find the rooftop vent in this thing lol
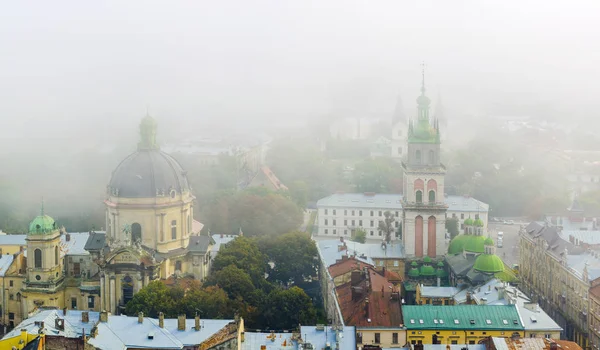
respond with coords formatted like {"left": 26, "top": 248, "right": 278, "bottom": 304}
{"left": 503, "top": 320, "right": 508, "bottom": 325}
{"left": 148, "top": 332, "right": 155, "bottom": 340}
{"left": 454, "top": 320, "right": 459, "bottom": 324}
{"left": 530, "top": 316, "right": 537, "bottom": 323}
{"left": 470, "top": 319, "right": 475, "bottom": 325}
{"left": 486, "top": 320, "right": 492, "bottom": 325}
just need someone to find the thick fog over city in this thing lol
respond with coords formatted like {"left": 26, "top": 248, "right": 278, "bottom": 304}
{"left": 1, "top": 1, "right": 600, "bottom": 346}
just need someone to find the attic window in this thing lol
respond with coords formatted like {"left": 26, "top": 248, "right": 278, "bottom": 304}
{"left": 419, "top": 320, "right": 424, "bottom": 324}
{"left": 470, "top": 319, "right": 475, "bottom": 325}
{"left": 513, "top": 320, "right": 518, "bottom": 325}
{"left": 351, "top": 199, "right": 359, "bottom": 202}
{"left": 386, "top": 200, "right": 391, "bottom": 203}
{"left": 410, "top": 319, "right": 415, "bottom": 324}
{"left": 530, "top": 316, "right": 537, "bottom": 323}
{"left": 434, "top": 319, "right": 438, "bottom": 324}
{"left": 486, "top": 320, "right": 492, "bottom": 325}
{"left": 396, "top": 200, "right": 401, "bottom": 204}
{"left": 503, "top": 320, "right": 508, "bottom": 325}
{"left": 454, "top": 320, "right": 459, "bottom": 324}
{"left": 439, "top": 320, "right": 444, "bottom": 324}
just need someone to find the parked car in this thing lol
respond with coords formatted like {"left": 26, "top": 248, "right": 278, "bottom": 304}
{"left": 497, "top": 238, "right": 503, "bottom": 248}
{"left": 507, "top": 220, "right": 514, "bottom": 225}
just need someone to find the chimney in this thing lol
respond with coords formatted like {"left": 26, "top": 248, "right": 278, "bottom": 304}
{"left": 466, "top": 292, "right": 472, "bottom": 304}
{"left": 364, "top": 297, "right": 370, "bottom": 319}
{"left": 82, "top": 311, "right": 89, "bottom": 323}
{"left": 550, "top": 342, "right": 558, "bottom": 350}
{"left": 100, "top": 310, "right": 108, "bottom": 323}
{"left": 194, "top": 313, "right": 201, "bottom": 331}
{"left": 63, "top": 307, "right": 67, "bottom": 316}
{"left": 138, "top": 312, "right": 144, "bottom": 324}
{"left": 159, "top": 312, "right": 164, "bottom": 328}
{"left": 177, "top": 314, "right": 186, "bottom": 331}
{"left": 220, "top": 233, "right": 224, "bottom": 238}
{"left": 90, "top": 325, "right": 98, "bottom": 338}
{"left": 437, "top": 277, "right": 441, "bottom": 287}
{"left": 66, "top": 233, "right": 71, "bottom": 242}
{"left": 351, "top": 270, "right": 362, "bottom": 286}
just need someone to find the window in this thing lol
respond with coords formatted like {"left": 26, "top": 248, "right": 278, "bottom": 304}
{"left": 395, "top": 221, "right": 399, "bottom": 227}
{"left": 9, "top": 280, "right": 13, "bottom": 287}
{"left": 397, "top": 147, "right": 402, "bottom": 155}
{"left": 379, "top": 230, "right": 382, "bottom": 236}
{"left": 411, "top": 341, "right": 417, "bottom": 345}
{"left": 333, "top": 209, "right": 336, "bottom": 215}
{"left": 370, "top": 211, "right": 374, "bottom": 216}
{"left": 333, "top": 229, "right": 337, "bottom": 235}
{"left": 344, "top": 230, "right": 348, "bottom": 235}
{"left": 475, "top": 214, "right": 480, "bottom": 220}
{"left": 88, "top": 296, "right": 95, "bottom": 308}
{"left": 370, "top": 231, "right": 374, "bottom": 236}
{"left": 392, "top": 333, "right": 398, "bottom": 344}
{"left": 34, "top": 249, "right": 42, "bottom": 268}
{"left": 55, "top": 246, "right": 59, "bottom": 265}
{"left": 379, "top": 211, "right": 382, "bottom": 216}
{"left": 416, "top": 190, "right": 423, "bottom": 203}
{"left": 16, "top": 293, "right": 20, "bottom": 302}
{"left": 469, "top": 341, "right": 476, "bottom": 345}
{"left": 416, "top": 150, "right": 421, "bottom": 164}
{"left": 131, "top": 222, "right": 142, "bottom": 243}
{"left": 73, "top": 263, "right": 81, "bottom": 277}
{"left": 370, "top": 220, "right": 374, "bottom": 226}
{"left": 72, "top": 297, "right": 77, "bottom": 309}
{"left": 325, "top": 209, "right": 328, "bottom": 215}
{"left": 429, "top": 150, "right": 434, "bottom": 164}
{"left": 9, "top": 294, "right": 13, "bottom": 300}
{"left": 344, "top": 220, "right": 347, "bottom": 225}
{"left": 374, "top": 333, "right": 380, "bottom": 344}
{"left": 352, "top": 210, "right": 355, "bottom": 216}
{"left": 8, "top": 313, "right": 14, "bottom": 320}
{"left": 171, "top": 220, "right": 177, "bottom": 239}
{"left": 359, "top": 220, "right": 363, "bottom": 226}
{"left": 451, "top": 341, "right": 458, "bottom": 345}
{"left": 395, "top": 211, "right": 399, "bottom": 217}
{"left": 344, "top": 210, "right": 347, "bottom": 215}
{"left": 325, "top": 229, "right": 328, "bottom": 234}
{"left": 429, "top": 190, "right": 435, "bottom": 203}
{"left": 394, "top": 260, "right": 399, "bottom": 267}
{"left": 175, "top": 260, "right": 182, "bottom": 271}
{"left": 461, "top": 213, "right": 464, "bottom": 219}
{"left": 357, "top": 333, "right": 363, "bottom": 343}
{"left": 359, "top": 210, "right": 362, "bottom": 216}
{"left": 333, "top": 219, "right": 336, "bottom": 226}
{"left": 325, "top": 219, "right": 328, "bottom": 225}
{"left": 352, "top": 220, "right": 355, "bottom": 226}
{"left": 187, "top": 215, "right": 191, "bottom": 235}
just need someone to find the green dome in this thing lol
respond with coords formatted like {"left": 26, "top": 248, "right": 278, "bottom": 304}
{"left": 484, "top": 237, "right": 494, "bottom": 246}
{"left": 474, "top": 253, "right": 504, "bottom": 273}
{"left": 423, "top": 256, "right": 432, "bottom": 263}
{"left": 28, "top": 215, "right": 57, "bottom": 234}
{"left": 437, "top": 261, "right": 444, "bottom": 267}
{"left": 464, "top": 217, "right": 474, "bottom": 226}
{"left": 419, "top": 264, "right": 436, "bottom": 276}
{"left": 417, "top": 94, "right": 431, "bottom": 106}
{"left": 436, "top": 267, "right": 448, "bottom": 278}
{"left": 448, "top": 234, "right": 470, "bottom": 255}
{"left": 474, "top": 218, "right": 484, "bottom": 227}
{"left": 408, "top": 267, "right": 420, "bottom": 278}
{"left": 411, "top": 261, "right": 418, "bottom": 267}
{"left": 463, "top": 235, "right": 486, "bottom": 254}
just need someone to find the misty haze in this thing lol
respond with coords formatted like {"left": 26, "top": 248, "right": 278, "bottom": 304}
{"left": 1, "top": 1, "right": 600, "bottom": 349}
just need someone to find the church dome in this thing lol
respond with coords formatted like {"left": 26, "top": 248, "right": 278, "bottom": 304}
{"left": 463, "top": 235, "right": 486, "bottom": 254}
{"left": 448, "top": 234, "right": 469, "bottom": 255}
{"left": 484, "top": 237, "right": 494, "bottom": 246}
{"left": 29, "top": 215, "right": 57, "bottom": 235}
{"left": 419, "top": 264, "right": 436, "bottom": 277}
{"left": 473, "top": 253, "right": 504, "bottom": 273}
{"left": 109, "top": 150, "right": 190, "bottom": 198}
{"left": 108, "top": 116, "right": 191, "bottom": 198}
{"left": 474, "top": 218, "right": 484, "bottom": 227}
{"left": 464, "top": 217, "right": 474, "bottom": 226}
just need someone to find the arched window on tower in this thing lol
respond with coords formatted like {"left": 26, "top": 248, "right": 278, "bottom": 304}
{"left": 416, "top": 150, "right": 421, "bottom": 164}
{"left": 55, "top": 246, "right": 59, "bottom": 266}
{"left": 34, "top": 249, "right": 42, "bottom": 268}
{"left": 429, "top": 190, "right": 436, "bottom": 203}
{"left": 416, "top": 190, "right": 423, "bottom": 203}
{"left": 429, "top": 150, "right": 435, "bottom": 164}
{"left": 171, "top": 220, "right": 177, "bottom": 240}
{"left": 131, "top": 223, "right": 142, "bottom": 243}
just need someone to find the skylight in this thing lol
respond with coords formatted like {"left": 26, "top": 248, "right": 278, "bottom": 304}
{"left": 410, "top": 319, "right": 415, "bottom": 324}
{"left": 439, "top": 320, "right": 444, "bottom": 324}
{"left": 503, "top": 320, "right": 508, "bottom": 325}
{"left": 419, "top": 320, "right": 424, "bottom": 324}
{"left": 454, "top": 320, "right": 459, "bottom": 324}
{"left": 486, "top": 320, "right": 492, "bottom": 325}
{"left": 470, "top": 319, "right": 475, "bottom": 325}
{"left": 434, "top": 319, "right": 438, "bottom": 324}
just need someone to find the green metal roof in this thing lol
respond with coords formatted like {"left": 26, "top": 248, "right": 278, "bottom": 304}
{"left": 484, "top": 237, "right": 494, "bottom": 246}
{"left": 436, "top": 267, "right": 448, "bottom": 278}
{"left": 474, "top": 218, "right": 484, "bottom": 227}
{"left": 403, "top": 305, "right": 524, "bottom": 330}
{"left": 28, "top": 215, "right": 57, "bottom": 235}
{"left": 463, "top": 235, "right": 486, "bottom": 254}
{"left": 464, "top": 217, "right": 474, "bottom": 226}
{"left": 420, "top": 264, "right": 436, "bottom": 276}
{"left": 408, "top": 267, "right": 420, "bottom": 278}
{"left": 411, "top": 261, "right": 419, "bottom": 267}
{"left": 423, "top": 256, "right": 432, "bottom": 263}
{"left": 473, "top": 254, "right": 504, "bottom": 273}
{"left": 436, "top": 261, "right": 444, "bottom": 267}
{"left": 448, "top": 234, "right": 469, "bottom": 255}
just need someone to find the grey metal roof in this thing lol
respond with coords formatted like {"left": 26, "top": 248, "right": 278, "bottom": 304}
{"left": 187, "top": 235, "right": 213, "bottom": 253}
{"left": 88, "top": 315, "right": 182, "bottom": 349}
{"left": 84, "top": 232, "right": 106, "bottom": 251}
{"left": 0, "top": 254, "right": 14, "bottom": 277}
{"left": 109, "top": 149, "right": 191, "bottom": 198}
{"left": 420, "top": 286, "right": 461, "bottom": 298}
{"left": 0, "top": 234, "right": 27, "bottom": 245}
{"left": 160, "top": 318, "right": 234, "bottom": 347}
{"left": 560, "top": 230, "right": 600, "bottom": 245}
{"left": 3, "top": 309, "right": 100, "bottom": 339}
{"left": 210, "top": 234, "right": 237, "bottom": 259}
{"left": 317, "top": 239, "right": 405, "bottom": 268}
{"left": 61, "top": 232, "right": 95, "bottom": 256}
{"left": 240, "top": 332, "right": 295, "bottom": 350}
{"left": 301, "top": 326, "right": 356, "bottom": 350}
{"left": 567, "top": 252, "right": 600, "bottom": 281}
{"left": 317, "top": 193, "right": 489, "bottom": 212}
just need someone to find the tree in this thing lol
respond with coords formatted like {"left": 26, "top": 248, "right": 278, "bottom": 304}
{"left": 206, "top": 265, "right": 256, "bottom": 300}
{"left": 261, "top": 231, "right": 318, "bottom": 285}
{"left": 182, "top": 285, "right": 232, "bottom": 319}
{"left": 351, "top": 227, "right": 367, "bottom": 243}
{"left": 124, "top": 281, "right": 178, "bottom": 317}
{"left": 261, "top": 287, "right": 318, "bottom": 330}
{"left": 378, "top": 211, "right": 396, "bottom": 243}
{"left": 352, "top": 159, "right": 403, "bottom": 193}
{"left": 211, "top": 236, "right": 268, "bottom": 287}
{"left": 446, "top": 218, "right": 459, "bottom": 239}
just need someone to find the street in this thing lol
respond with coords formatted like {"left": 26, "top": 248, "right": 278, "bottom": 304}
{"left": 487, "top": 222, "right": 523, "bottom": 267}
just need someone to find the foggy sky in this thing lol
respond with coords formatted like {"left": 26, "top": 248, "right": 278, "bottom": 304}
{"left": 1, "top": 0, "right": 599, "bottom": 144}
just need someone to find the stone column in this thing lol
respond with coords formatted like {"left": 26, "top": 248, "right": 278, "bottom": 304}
{"left": 136, "top": 273, "right": 142, "bottom": 293}
{"left": 21, "top": 296, "right": 28, "bottom": 321}
{"left": 100, "top": 272, "right": 105, "bottom": 311}
{"left": 109, "top": 276, "right": 116, "bottom": 315}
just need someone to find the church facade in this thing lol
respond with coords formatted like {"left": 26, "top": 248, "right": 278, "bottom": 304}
{"left": 1, "top": 116, "right": 213, "bottom": 327}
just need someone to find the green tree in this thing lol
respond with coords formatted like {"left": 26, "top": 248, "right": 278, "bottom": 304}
{"left": 182, "top": 285, "right": 232, "bottom": 319}
{"left": 206, "top": 265, "right": 256, "bottom": 300}
{"left": 211, "top": 236, "right": 268, "bottom": 287}
{"left": 351, "top": 227, "right": 367, "bottom": 243}
{"left": 261, "top": 287, "right": 318, "bottom": 330}
{"left": 378, "top": 211, "right": 396, "bottom": 243}
{"left": 352, "top": 158, "right": 403, "bottom": 193}
{"left": 261, "top": 231, "right": 318, "bottom": 285}
{"left": 446, "top": 217, "right": 459, "bottom": 239}
{"left": 124, "top": 281, "right": 178, "bottom": 317}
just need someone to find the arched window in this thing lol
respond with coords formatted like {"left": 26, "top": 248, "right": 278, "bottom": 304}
{"left": 34, "top": 249, "right": 42, "bottom": 268}
{"left": 122, "top": 276, "right": 134, "bottom": 305}
{"left": 416, "top": 190, "right": 423, "bottom": 203}
{"left": 416, "top": 150, "right": 421, "bottom": 164}
{"left": 429, "top": 190, "right": 436, "bottom": 203}
{"left": 55, "top": 246, "right": 59, "bottom": 265}
{"left": 171, "top": 220, "right": 177, "bottom": 240}
{"left": 429, "top": 150, "right": 435, "bottom": 164}
{"left": 131, "top": 223, "right": 142, "bottom": 243}
{"left": 175, "top": 260, "right": 182, "bottom": 272}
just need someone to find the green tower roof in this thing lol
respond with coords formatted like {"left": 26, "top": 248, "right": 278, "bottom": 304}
{"left": 29, "top": 215, "right": 57, "bottom": 235}
{"left": 448, "top": 234, "right": 470, "bottom": 255}
{"left": 420, "top": 264, "right": 436, "bottom": 276}
{"left": 411, "top": 261, "right": 419, "bottom": 267}
{"left": 464, "top": 217, "right": 474, "bottom": 226}
{"left": 473, "top": 253, "right": 505, "bottom": 273}
{"left": 463, "top": 235, "right": 487, "bottom": 254}
{"left": 474, "top": 218, "right": 484, "bottom": 227}
{"left": 484, "top": 237, "right": 494, "bottom": 246}
{"left": 436, "top": 267, "right": 448, "bottom": 278}
{"left": 407, "top": 65, "right": 440, "bottom": 144}
{"left": 437, "top": 261, "right": 444, "bottom": 267}
{"left": 408, "top": 267, "right": 420, "bottom": 278}
{"left": 423, "top": 256, "right": 432, "bottom": 263}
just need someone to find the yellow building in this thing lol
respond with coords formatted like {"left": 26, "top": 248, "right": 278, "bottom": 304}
{"left": 0, "top": 329, "right": 44, "bottom": 349}
{"left": 403, "top": 305, "right": 524, "bottom": 345}
{"left": 589, "top": 280, "right": 600, "bottom": 350}
{"left": 416, "top": 284, "right": 459, "bottom": 305}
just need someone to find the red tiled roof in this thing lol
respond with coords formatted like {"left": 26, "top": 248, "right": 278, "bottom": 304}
{"left": 261, "top": 166, "right": 288, "bottom": 191}
{"left": 336, "top": 266, "right": 403, "bottom": 327}
{"left": 328, "top": 257, "right": 371, "bottom": 278}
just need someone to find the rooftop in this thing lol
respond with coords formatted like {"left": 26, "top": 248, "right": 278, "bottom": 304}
{"left": 317, "top": 193, "right": 489, "bottom": 212}
{"left": 403, "top": 305, "right": 523, "bottom": 330}
{"left": 560, "top": 230, "right": 600, "bottom": 245}
{"left": 0, "top": 254, "right": 14, "bottom": 277}
{"left": 210, "top": 234, "right": 237, "bottom": 259}
{"left": 0, "top": 234, "right": 27, "bottom": 245}
{"left": 419, "top": 285, "right": 461, "bottom": 298}
{"left": 301, "top": 326, "right": 356, "bottom": 350}
{"left": 317, "top": 239, "right": 405, "bottom": 269}
{"left": 4, "top": 309, "right": 100, "bottom": 339}
{"left": 240, "top": 332, "right": 296, "bottom": 350}
{"left": 492, "top": 337, "right": 582, "bottom": 350}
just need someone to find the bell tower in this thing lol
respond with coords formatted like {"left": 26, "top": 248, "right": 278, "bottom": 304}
{"left": 401, "top": 65, "right": 447, "bottom": 258}
{"left": 25, "top": 205, "right": 64, "bottom": 287}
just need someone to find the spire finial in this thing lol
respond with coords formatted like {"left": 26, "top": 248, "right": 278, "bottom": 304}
{"left": 421, "top": 61, "right": 426, "bottom": 95}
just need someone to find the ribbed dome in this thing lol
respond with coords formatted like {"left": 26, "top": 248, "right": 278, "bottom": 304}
{"left": 408, "top": 267, "right": 420, "bottom": 278}
{"left": 463, "top": 235, "right": 486, "bottom": 254}
{"left": 448, "top": 234, "right": 469, "bottom": 255}
{"left": 423, "top": 256, "right": 432, "bottom": 263}
{"left": 436, "top": 267, "right": 448, "bottom": 278}
{"left": 484, "top": 237, "right": 494, "bottom": 246}
{"left": 420, "top": 264, "right": 436, "bottom": 276}
{"left": 473, "top": 254, "right": 504, "bottom": 273}
{"left": 109, "top": 150, "right": 190, "bottom": 198}
{"left": 474, "top": 218, "right": 484, "bottom": 227}
{"left": 28, "top": 215, "right": 57, "bottom": 235}
{"left": 464, "top": 217, "right": 474, "bottom": 226}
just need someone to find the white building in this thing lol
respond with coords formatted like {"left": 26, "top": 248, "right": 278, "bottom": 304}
{"left": 316, "top": 193, "right": 488, "bottom": 241}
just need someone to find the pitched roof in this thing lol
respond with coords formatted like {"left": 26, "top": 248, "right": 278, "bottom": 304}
{"left": 0, "top": 254, "right": 14, "bottom": 277}
{"left": 328, "top": 257, "right": 371, "bottom": 278}
{"left": 492, "top": 337, "right": 582, "bottom": 350}
{"left": 301, "top": 326, "right": 356, "bottom": 350}
{"left": 420, "top": 286, "right": 461, "bottom": 298}
{"left": 0, "top": 234, "right": 27, "bottom": 245}
{"left": 317, "top": 193, "right": 489, "bottom": 212}
{"left": 4, "top": 309, "right": 100, "bottom": 339}
{"left": 187, "top": 235, "right": 213, "bottom": 253}
{"left": 88, "top": 315, "right": 182, "bottom": 349}
{"left": 240, "top": 332, "right": 295, "bottom": 350}
{"left": 403, "top": 305, "right": 523, "bottom": 330}
{"left": 317, "top": 239, "right": 404, "bottom": 269}
{"left": 84, "top": 232, "right": 106, "bottom": 251}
